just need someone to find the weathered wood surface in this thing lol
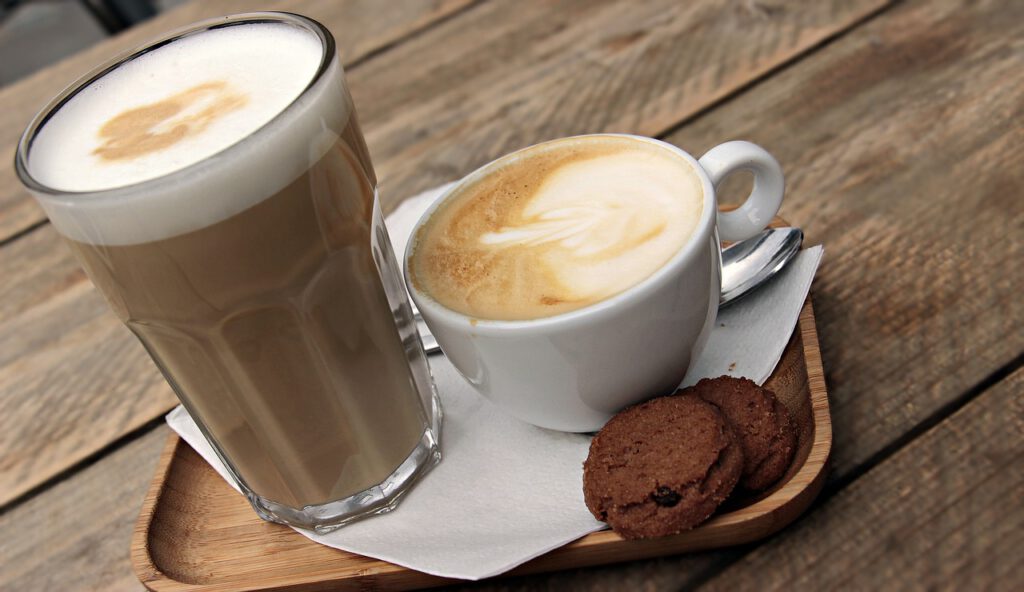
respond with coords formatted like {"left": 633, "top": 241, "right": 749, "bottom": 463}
{"left": 0, "top": 0, "right": 889, "bottom": 507}
{"left": 0, "top": 0, "right": 474, "bottom": 242}
{"left": 1, "top": 0, "right": 1022, "bottom": 589}
{"left": 699, "top": 368, "right": 1024, "bottom": 592}
{"left": 0, "top": 426, "right": 168, "bottom": 592}
{"left": 0, "top": 225, "right": 169, "bottom": 507}
{"left": 667, "top": 0, "right": 1024, "bottom": 480}
{"left": 0, "top": 0, "right": 892, "bottom": 241}
{"left": 350, "top": 0, "right": 891, "bottom": 212}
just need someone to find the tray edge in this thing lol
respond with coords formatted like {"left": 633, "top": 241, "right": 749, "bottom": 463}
{"left": 132, "top": 427, "right": 186, "bottom": 591}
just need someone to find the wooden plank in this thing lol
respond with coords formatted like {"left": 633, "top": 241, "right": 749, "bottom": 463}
{"left": 0, "top": 225, "right": 170, "bottom": 508}
{"left": 665, "top": 0, "right": 1024, "bottom": 479}
{"left": 699, "top": 367, "right": 1024, "bottom": 591}
{"left": 0, "top": 0, "right": 891, "bottom": 240}
{"left": 0, "top": 0, "right": 474, "bottom": 241}
{"left": 0, "top": 0, "right": 890, "bottom": 507}
{"left": 349, "top": 0, "right": 892, "bottom": 213}
{"left": 0, "top": 426, "right": 168, "bottom": 592}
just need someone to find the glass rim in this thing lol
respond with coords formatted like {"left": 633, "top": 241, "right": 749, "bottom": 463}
{"left": 14, "top": 11, "right": 336, "bottom": 202}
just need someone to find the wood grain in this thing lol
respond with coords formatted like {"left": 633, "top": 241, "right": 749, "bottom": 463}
{"left": 0, "top": 225, "right": 169, "bottom": 506}
{"left": 1, "top": 0, "right": 892, "bottom": 239}
{"left": 0, "top": 0, "right": 888, "bottom": 507}
{"left": 666, "top": 0, "right": 1024, "bottom": 480}
{"left": 699, "top": 367, "right": 1024, "bottom": 591}
{"left": 0, "top": 0, "right": 474, "bottom": 242}
{"left": 0, "top": 225, "right": 169, "bottom": 508}
{"left": 130, "top": 301, "right": 828, "bottom": 591}
{"left": 0, "top": 426, "right": 168, "bottom": 592}
{"left": 349, "top": 0, "right": 892, "bottom": 213}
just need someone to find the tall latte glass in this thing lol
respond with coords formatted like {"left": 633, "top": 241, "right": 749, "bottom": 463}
{"left": 15, "top": 13, "right": 440, "bottom": 532}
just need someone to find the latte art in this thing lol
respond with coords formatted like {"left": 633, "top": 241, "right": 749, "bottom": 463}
{"left": 479, "top": 198, "right": 666, "bottom": 258}
{"left": 93, "top": 81, "right": 249, "bottom": 162}
{"left": 410, "top": 136, "right": 705, "bottom": 320}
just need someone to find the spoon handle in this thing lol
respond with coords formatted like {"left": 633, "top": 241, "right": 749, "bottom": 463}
{"left": 719, "top": 227, "right": 803, "bottom": 307}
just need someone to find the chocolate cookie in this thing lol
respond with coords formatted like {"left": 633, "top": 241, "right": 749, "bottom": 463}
{"left": 686, "top": 376, "right": 797, "bottom": 491}
{"left": 582, "top": 394, "right": 743, "bottom": 539}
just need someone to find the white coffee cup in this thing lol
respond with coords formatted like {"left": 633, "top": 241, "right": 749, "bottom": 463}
{"left": 405, "top": 134, "right": 784, "bottom": 432}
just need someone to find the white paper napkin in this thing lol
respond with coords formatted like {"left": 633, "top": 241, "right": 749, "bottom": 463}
{"left": 166, "top": 184, "right": 823, "bottom": 580}
{"left": 681, "top": 245, "right": 823, "bottom": 387}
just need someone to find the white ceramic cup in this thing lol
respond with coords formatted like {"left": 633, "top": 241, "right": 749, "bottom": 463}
{"left": 405, "top": 134, "right": 784, "bottom": 432}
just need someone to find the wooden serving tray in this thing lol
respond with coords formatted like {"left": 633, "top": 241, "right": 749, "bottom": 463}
{"left": 131, "top": 297, "right": 830, "bottom": 591}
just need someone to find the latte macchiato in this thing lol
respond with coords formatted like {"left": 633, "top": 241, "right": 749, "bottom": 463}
{"left": 18, "top": 14, "right": 439, "bottom": 529}
{"left": 409, "top": 136, "right": 705, "bottom": 320}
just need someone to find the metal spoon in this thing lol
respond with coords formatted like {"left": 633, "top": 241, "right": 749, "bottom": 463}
{"left": 413, "top": 227, "right": 803, "bottom": 355}
{"left": 720, "top": 226, "right": 803, "bottom": 307}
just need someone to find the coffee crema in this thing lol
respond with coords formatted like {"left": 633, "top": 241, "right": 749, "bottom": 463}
{"left": 410, "top": 136, "right": 705, "bottom": 320}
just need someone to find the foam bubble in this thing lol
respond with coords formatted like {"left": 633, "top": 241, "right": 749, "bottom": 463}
{"left": 26, "top": 20, "right": 350, "bottom": 245}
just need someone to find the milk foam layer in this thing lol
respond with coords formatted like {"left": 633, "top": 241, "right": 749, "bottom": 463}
{"left": 25, "top": 19, "right": 350, "bottom": 246}
{"left": 411, "top": 136, "right": 705, "bottom": 320}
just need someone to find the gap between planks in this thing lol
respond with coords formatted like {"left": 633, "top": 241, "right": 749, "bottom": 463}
{"left": 0, "top": 415, "right": 165, "bottom": 517}
{"left": 0, "top": 219, "right": 47, "bottom": 249}
{"left": 654, "top": 0, "right": 902, "bottom": 144}
{"left": 343, "top": 0, "right": 488, "bottom": 72}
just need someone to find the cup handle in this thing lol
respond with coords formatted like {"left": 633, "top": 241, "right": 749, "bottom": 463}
{"left": 698, "top": 141, "right": 785, "bottom": 242}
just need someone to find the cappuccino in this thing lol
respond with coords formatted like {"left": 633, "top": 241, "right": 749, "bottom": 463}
{"left": 410, "top": 136, "right": 704, "bottom": 320}
{"left": 19, "top": 15, "right": 439, "bottom": 527}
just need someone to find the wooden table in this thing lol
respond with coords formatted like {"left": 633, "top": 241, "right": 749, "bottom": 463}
{"left": 1, "top": 1, "right": 1021, "bottom": 589}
